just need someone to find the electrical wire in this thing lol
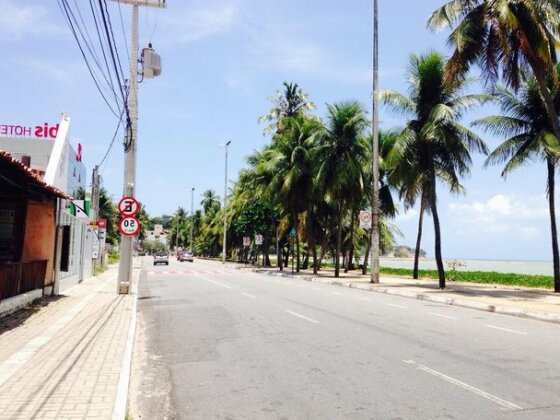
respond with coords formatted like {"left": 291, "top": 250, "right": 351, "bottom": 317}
{"left": 56, "top": 0, "right": 122, "bottom": 119}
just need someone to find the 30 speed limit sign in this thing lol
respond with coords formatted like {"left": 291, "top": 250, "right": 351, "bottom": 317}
{"left": 119, "top": 216, "right": 140, "bottom": 236}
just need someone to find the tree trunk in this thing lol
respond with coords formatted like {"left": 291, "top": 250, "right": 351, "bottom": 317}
{"left": 264, "top": 234, "right": 271, "bottom": 266}
{"left": 308, "top": 212, "right": 318, "bottom": 274}
{"left": 547, "top": 158, "right": 560, "bottom": 292}
{"left": 346, "top": 208, "right": 357, "bottom": 272}
{"left": 277, "top": 227, "right": 283, "bottom": 271}
{"left": 362, "top": 229, "right": 372, "bottom": 275}
{"left": 294, "top": 214, "right": 300, "bottom": 272}
{"left": 429, "top": 179, "right": 445, "bottom": 288}
{"left": 413, "top": 197, "right": 426, "bottom": 279}
{"left": 335, "top": 205, "right": 344, "bottom": 278}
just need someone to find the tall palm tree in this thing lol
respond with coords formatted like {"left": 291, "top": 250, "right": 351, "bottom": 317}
{"left": 380, "top": 52, "right": 489, "bottom": 288}
{"left": 429, "top": 0, "right": 560, "bottom": 290}
{"left": 258, "top": 82, "right": 316, "bottom": 134}
{"left": 200, "top": 190, "right": 220, "bottom": 214}
{"left": 172, "top": 207, "right": 186, "bottom": 250}
{"left": 258, "top": 115, "right": 324, "bottom": 271}
{"left": 474, "top": 71, "right": 560, "bottom": 291}
{"left": 316, "top": 102, "right": 370, "bottom": 277}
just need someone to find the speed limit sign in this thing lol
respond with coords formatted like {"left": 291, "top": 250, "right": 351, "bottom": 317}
{"left": 359, "top": 210, "right": 372, "bottom": 229}
{"left": 118, "top": 196, "right": 139, "bottom": 216}
{"left": 119, "top": 216, "right": 140, "bottom": 236}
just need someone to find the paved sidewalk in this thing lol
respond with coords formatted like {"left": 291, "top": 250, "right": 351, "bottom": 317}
{"left": 0, "top": 267, "right": 138, "bottom": 420}
{"left": 198, "top": 259, "right": 560, "bottom": 323}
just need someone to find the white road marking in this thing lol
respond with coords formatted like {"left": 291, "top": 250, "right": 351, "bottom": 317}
{"left": 357, "top": 297, "right": 372, "bottom": 302}
{"left": 196, "top": 275, "right": 232, "bottom": 289}
{"left": 486, "top": 325, "right": 527, "bottom": 335}
{"left": 285, "top": 310, "right": 320, "bottom": 324}
{"left": 429, "top": 312, "right": 457, "bottom": 320}
{"left": 403, "top": 360, "right": 522, "bottom": 410}
{"left": 331, "top": 292, "right": 344, "bottom": 296}
{"left": 241, "top": 293, "right": 256, "bottom": 299}
{"left": 386, "top": 303, "right": 407, "bottom": 309}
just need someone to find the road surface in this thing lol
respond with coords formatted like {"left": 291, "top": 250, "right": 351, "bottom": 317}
{"left": 131, "top": 257, "right": 560, "bottom": 419}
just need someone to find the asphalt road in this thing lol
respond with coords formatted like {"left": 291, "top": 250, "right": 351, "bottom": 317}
{"left": 132, "top": 257, "right": 560, "bottom": 420}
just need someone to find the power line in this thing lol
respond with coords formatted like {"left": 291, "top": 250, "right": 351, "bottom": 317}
{"left": 56, "top": 0, "right": 122, "bottom": 119}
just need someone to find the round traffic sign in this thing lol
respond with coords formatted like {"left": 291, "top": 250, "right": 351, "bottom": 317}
{"left": 118, "top": 196, "right": 140, "bottom": 216}
{"left": 119, "top": 216, "right": 140, "bottom": 236}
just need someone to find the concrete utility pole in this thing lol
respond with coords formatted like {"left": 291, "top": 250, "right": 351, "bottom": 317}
{"left": 222, "top": 141, "right": 231, "bottom": 264}
{"left": 112, "top": 0, "right": 166, "bottom": 294}
{"left": 91, "top": 165, "right": 100, "bottom": 274}
{"left": 371, "top": 0, "right": 381, "bottom": 283}
{"left": 190, "top": 187, "right": 195, "bottom": 252}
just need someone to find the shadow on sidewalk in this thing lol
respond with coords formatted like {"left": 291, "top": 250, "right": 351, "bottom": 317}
{"left": 0, "top": 295, "right": 66, "bottom": 336}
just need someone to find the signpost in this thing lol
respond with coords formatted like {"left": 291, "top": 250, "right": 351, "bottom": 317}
{"left": 118, "top": 196, "right": 140, "bottom": 217}
{"left": 359, "top": 210, "right": 372, "bottom": 229}
{"left": 119, "top": 216, "right": 140, "bottom": 237}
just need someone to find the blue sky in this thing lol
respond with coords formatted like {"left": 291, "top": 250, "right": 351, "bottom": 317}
{"left": 0, "top": 0, "right": 553, "bottom": 262}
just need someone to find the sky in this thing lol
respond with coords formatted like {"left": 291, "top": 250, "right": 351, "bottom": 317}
{"left": 0, "top": 0, "right": 554, "bottom": 262}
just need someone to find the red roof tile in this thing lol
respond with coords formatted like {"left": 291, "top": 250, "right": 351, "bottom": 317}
{"left": 0, "top": 150, "right": 71, "bottom": 199}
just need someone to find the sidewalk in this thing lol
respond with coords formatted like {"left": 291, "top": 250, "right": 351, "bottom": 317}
{"left": 0, "top": 266, "right": 138, "bottom": 420}
{"left": 225, "top": 262, "right": 560, "bottom": 323}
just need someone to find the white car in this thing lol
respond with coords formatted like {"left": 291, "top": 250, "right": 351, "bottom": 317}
{"left": 181, "top": 252, "right": 194, "bottom": 262}
{"left": 153, "top": 253, "right": 169, "bottom": 265}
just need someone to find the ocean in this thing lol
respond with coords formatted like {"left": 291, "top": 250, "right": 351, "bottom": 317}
{"left": 379, "top": 257, "right": 553, "bottom": 276}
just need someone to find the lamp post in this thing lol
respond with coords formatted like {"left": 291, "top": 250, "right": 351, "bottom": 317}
{"left": 221, "top": 141, "right": 231, "bottom": 264}
{"left": 190, "top": 187, "right": 195, "bottom": 252}
{"left": 370, "top": 0, "right": 380, "bottom": 283}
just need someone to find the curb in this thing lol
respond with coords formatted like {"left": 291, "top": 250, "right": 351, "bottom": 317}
{"left": 253, "top": 269, "right": 560, "bottom": 325}
{"left": 112, "top": 269, "right": 140, "bottom": 420}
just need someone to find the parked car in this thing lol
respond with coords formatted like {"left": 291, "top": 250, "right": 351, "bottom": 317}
{"left": 153, "top": 253, "right": 169, "bottom": 266}
{"left": 180, "top": 251, "right": 194, "bottom": 262}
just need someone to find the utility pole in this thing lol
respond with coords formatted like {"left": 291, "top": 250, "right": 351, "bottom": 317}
{"left": 222, "top": 141, "right": 231, "bottom": 264}
{"left": 190, "top": 187, "right": 195, "bottom": 252}
{"left": 111, "top": 0, "right": 166, "bottom": 294}
{"left": 371, "top": 0, "right": 380, "bottom": 283}
{"left": 91, "top": 165, "right": 100, "bottom": 274}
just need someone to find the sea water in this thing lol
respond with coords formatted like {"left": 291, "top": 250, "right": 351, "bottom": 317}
{"left": 380, "top": 258, "right": 553, "bottom": 276}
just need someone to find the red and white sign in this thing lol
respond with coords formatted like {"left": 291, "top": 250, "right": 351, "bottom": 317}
{"left": 359, "top": 210, "right": 372, "bottom": 229}
{"left": 119, "top": 217, "right": 140, "bottom": 236}
{"left": 118, "top": 196, "right": 139, "bottom": 216}
{"left": 0, "top": 122, "right": 59, "bottom": 139}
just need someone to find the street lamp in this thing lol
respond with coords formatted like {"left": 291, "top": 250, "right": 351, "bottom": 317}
{"left": 371, "top": 0, "right": 381, "bottom": 283}
{"left": 190, "top": 187, "right": 195, "bottom": 253}
{"left": 220, "top": 140, "right": 232, "bottom": 264}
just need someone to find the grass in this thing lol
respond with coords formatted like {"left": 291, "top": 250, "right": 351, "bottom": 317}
{"left": 95, "top": 265, "right": 106, "bottom": 275}
{"left": 379, "top": 267, "right": 554, "bottom": 289}
{"left": 108, "top": 249, "right": 120, "bottom": 264}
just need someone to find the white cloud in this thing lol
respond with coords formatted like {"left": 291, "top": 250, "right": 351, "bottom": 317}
{"left": 160, "top": 1, "right": 240, "bottom": 44}
{"left": 448, "top": 193, "right": 549, "bottom": 236}
{"left": 0, "top": 1, "right": 65, "bottom": 39}
{"left": 395, "top": 208, "right": 418, "bottom": 222}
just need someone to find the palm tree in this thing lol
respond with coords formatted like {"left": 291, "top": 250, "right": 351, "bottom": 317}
{"left": 172, "top": 207, "right": 186, "bottom": 250}
{"left": 429, "top": 0, "right": 560, "bottom": 290}
{"left": 258, "top": 82, "right": 316, "bottom": 134}
{"left": 474, "top": 71, "right": 560, "bottom": 291}
{"left": 257, "top": 115, "right": 324, "bottom": 271}
{"left": 316, "top": 102, "right": 370, "bottom": 278}
{"left": 380, "top": 52, "right": 489, "bottom": 288}
{"left": 200, "top": 190, "right": 220, "bottom": 214}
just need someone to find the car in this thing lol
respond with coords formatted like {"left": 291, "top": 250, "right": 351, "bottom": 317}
{"left": 153, "top": 253, "right": 169, "bottom": 265}
{"left": 180, "top": 251, "right": 194, "bottom": 262}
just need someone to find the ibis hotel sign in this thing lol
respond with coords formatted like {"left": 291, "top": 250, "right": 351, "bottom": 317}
{"left": 0, "top": 122, "right": 59, "bottom": 139}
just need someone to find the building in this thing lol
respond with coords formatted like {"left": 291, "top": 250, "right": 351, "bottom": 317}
{"left": 0, "top": 114, "right": 93, "bottom": 310}
{"left": 0, "top": 151, "right": 68, "bottom": 316}
{"left": 145, "top": 224, "right": 169, "bottom": 245}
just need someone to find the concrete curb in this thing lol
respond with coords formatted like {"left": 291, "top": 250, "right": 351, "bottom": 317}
{"left": 253, "top": 269, "right": 560, "bottom": 325}
{"left": 112, "top": 269, "right": 140, "bottom": 420}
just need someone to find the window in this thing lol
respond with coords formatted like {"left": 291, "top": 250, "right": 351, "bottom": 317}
{"left": 0, "top": 205, "right": 16, "bottom": 262}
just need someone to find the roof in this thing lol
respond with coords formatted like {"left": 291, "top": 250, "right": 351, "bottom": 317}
{"left": 0, "top": 150, "right": 70, "bottom": 199}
